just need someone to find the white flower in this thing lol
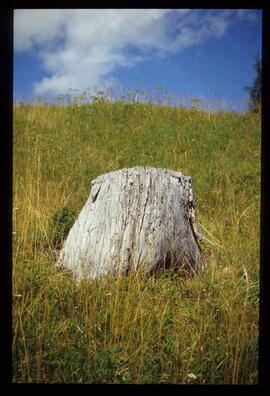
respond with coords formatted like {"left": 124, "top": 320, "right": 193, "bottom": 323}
{"left": 223, "top": 267, "right": 231, "bottom": 273}
{"left": 187, "top": 373, "right": 197, "bottom": 380}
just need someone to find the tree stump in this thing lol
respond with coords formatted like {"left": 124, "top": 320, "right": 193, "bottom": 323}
{"left": 58, "top": 167, "right": 203, "bottom": 280}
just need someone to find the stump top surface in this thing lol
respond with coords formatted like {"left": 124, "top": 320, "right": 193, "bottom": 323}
{"left": 91, "top": 166, "right": 191, "bottom": 186}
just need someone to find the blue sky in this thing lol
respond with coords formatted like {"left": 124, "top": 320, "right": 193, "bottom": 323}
{"left": 14, "top": 9, "right": 262, "bottom": 111}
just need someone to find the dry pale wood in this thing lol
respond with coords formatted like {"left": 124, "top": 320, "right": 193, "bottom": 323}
{"left": 58, "top": 167, "right": 203, "bottom": 280}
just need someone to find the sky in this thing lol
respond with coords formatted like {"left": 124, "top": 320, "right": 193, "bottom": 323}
{"left": 14, "top": 9, "right": 262, "bottom": 111}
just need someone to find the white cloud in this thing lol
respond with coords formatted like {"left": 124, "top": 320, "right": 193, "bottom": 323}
{"left": 14, "top": 9, "right": 259, "bottom": 96}
{"left": 14, "top": 10, "right": 66, "bottom": 51}
{"left": 236, "top": 9, "right": 259, "bottom": 23}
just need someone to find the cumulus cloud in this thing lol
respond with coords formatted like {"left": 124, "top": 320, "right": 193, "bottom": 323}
{"left": 236, "top": 9, "right": 259, "bottom": 23}
{"left": 14, "top": 9, "right": 259, "bottom": 96}
{"left": 14, "top": 10, "right": 66, "bottom": 51}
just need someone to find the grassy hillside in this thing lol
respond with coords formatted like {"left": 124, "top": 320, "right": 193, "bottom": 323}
{"left": 13, "top": 98, "right": 261, "bottom": 383}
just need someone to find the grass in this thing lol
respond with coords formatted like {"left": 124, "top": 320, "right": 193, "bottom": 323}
{"left": 13, "top": 95, "right": 260, "bottom": 383}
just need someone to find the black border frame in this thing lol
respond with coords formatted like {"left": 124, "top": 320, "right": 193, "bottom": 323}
{"left": 1, "top": 3, "right": 269, "bottom": 389}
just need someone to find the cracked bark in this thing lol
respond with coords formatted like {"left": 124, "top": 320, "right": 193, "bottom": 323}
{"left": 58, "top": 166, "right": 203, "bottom": 280}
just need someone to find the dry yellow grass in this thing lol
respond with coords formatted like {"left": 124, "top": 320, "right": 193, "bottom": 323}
{"left": 13, "top": 97, "right": 260, "bottom": 383}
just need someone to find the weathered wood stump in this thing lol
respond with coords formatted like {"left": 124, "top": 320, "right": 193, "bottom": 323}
{"left": 58, "top": 167, "right": 203, "bottom": 280}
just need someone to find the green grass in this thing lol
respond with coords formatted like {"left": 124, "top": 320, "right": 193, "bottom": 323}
{"left": 13, "top": 97, "right": 260, "bottom": 383}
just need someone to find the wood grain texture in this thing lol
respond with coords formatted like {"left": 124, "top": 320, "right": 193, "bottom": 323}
{"left": 58, "top": 167, "right": 203, "bottom": 280}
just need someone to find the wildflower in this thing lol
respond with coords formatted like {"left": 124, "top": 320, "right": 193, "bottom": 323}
{"left": 223, "top": 267, "right": 231, "bottom": 274}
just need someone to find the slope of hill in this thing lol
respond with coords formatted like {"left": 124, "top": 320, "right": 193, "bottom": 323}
{"left": 13, "top": 99, "right": 260, "bottom": 383}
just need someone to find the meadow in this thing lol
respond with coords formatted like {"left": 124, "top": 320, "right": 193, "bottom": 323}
{"left": 12, "top": 93, "right": 261, "bottom": 383}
